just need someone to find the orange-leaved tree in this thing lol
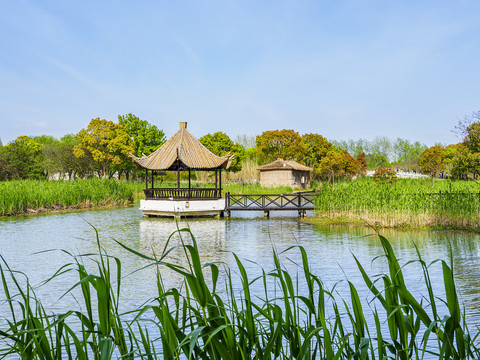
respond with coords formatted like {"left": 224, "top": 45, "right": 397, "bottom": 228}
{"left": 315, "top": 150, "right": 344, "bottom": 188}
{"left": 356, "top": 152, "right": 367, "bottom": 176}
{"left": 256, "top": 129, "right": 304, "bottom": 163}
{"left": 73, "top": 118, "right": 134, "bottom": 178}
{"left": 340, "top": 150, "right": 359, "bottom": 178}
{"left": 373, "top": 166, "right": 397, "bottom": 184}
{"left": 418, "top": 145, "right": 445, "bottom": 179}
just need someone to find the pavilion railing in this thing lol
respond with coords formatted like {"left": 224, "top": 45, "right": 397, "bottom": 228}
{"left": 144, "top": 188, "right": 222, "bottom": 200}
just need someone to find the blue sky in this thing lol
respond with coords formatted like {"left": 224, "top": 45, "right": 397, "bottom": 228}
{"left": 1, "top": 0, "right": 479, "bottom": 146}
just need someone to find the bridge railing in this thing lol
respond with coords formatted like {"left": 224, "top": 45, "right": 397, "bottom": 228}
{"left": 225, "top": 192, "right": 315, "bottom": 210}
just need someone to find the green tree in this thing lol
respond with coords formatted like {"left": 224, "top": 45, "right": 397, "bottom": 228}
{"left": 300, "top": 133, "right": 332, "bottom": 168}
{"left": 469, "top": 151, "right": 480, "bottom": 179}
{"left": 366, "top": 153, "right": 390, "bottom": 170}
{"left": 256, "top": 129, "right": 304, "bottom": 164}
{"left": 343, "top": 138, "right": 369, "bottom": 157}
{"left": 0, "top": 144, "right": 8, "bottom": 181}
{"left": 463, "top": 121, "right": 480, "bottom": 153}
{"left": 392, "top": 138, "right": 426, "bottom": 164}
{"left": 74, "top": 118, "right": 134, "bottom": 178}
{"left": 0, "top": 136, "right": 45, "bottom": 180}
{"left": 118, "top": 113, "right": 166, "bottom": 180}
{"left": 40, "top": 135, "right": 93, "bottom": 180}
{"left": 31, "top": 135, "right": 62, "bottom": 179}
{"left": 118, "top": 113, "right": 166, "bottom": 156}
{"left": 199, "top": 132, "right": 244, "bottom": 172}
{"left": 315, "top": 150, "right": 344, "bottom": 188}
{"left": 368, "top": 136, "right": 393, "bottom": 161}
{"left": 234, "top": 134, "right": 256, "bottom": 149}
{"left": 450, "top": 146, "right": 470, "bottom": 180}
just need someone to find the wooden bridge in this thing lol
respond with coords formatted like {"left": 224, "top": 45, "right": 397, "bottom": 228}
{"left": 224, "top": 192, "right": 315, "bottom": 217}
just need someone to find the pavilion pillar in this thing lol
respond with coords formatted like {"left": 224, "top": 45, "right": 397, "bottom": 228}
{"left": 215, "top": 169, "right": 218, "bottom": 198}
{"left": 188, "top": 169, "right": 191, "bottom": 198}
{"left": 219, "top": 169, "right": 222, "bottom": 198}
{"left": 145, "top": 169, "right": 148, "bottom": 190}
{"left": 177, "top": 170, "right": 180, "bottom": 191}
{"left": 151, "top": 170, "right": 154, "bottom": 189}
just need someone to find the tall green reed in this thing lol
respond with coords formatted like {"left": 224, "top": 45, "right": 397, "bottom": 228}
{"left": 1, "top": 227, "right": 479, "bottom": 359}
{"left": 314, "top": 178, "right": 480, "bottom": 228}
{"left": 0, "top": 179, "right": 142, "bottom": 216}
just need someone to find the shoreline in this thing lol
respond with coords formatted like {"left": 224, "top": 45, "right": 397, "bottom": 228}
{"left": 1, "top": 200, "right": 137, "bottom": 218}
{"left": 5, "top": 201, "right": 480, "bottom": 234}
{"left": 303, "top": 214, "right": 480, "bottom": 233}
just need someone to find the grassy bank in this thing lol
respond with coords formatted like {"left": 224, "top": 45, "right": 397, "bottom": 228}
{"left": 1, "top": 229, "right": 478, "bottom": 359}
{"left": 313, "top": 178, "right": 480, "bottom": 230}
{"left": 0, "top": 179, "right": 144, "bottom": 216}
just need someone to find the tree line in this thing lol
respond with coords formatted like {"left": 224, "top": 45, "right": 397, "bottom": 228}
{"left": 2, "top": 111, "right": 479, "bottom": 182}
{"left": 418, "top": 111, "right": 480, "bottom": 179}
{"left": 0, "top": 114, "right": 165, "bottom": 181}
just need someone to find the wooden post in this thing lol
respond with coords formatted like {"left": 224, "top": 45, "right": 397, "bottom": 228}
{"left": 145, "top": 169, "right": 148, "bottom": 190}
{"left": 219, "top": 169, "right": 222, "bottom": 198}
{"left": 151, "top": 170, "right": 154, "bottom": 189}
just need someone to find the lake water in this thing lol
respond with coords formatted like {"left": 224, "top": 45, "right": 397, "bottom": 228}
{"left": 1, "top": 205, "right": 480, "bottom": 351}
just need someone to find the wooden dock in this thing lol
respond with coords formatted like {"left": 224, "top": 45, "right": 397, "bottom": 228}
{"left": 224, "top": 192, "right": 315, "bottom": 217}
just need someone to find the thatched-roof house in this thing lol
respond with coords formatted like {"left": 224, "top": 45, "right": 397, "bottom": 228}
{"left": 257, "top": 158, "right": 312, "bottom": 189}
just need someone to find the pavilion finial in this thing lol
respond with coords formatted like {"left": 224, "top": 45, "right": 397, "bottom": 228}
{"left": 180, "top": 122, "right": 187, "bottom": 129}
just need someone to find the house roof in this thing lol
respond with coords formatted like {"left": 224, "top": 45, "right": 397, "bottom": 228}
{"left": 130, "top": 122, "right": 233, "bottom": 171}
{"left": 257, "top": 158, "right": 312, "bottom": 172}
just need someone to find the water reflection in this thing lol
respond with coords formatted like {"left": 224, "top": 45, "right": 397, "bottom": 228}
{"left": 1, "top": 207, "right": 480, "bottom": 329}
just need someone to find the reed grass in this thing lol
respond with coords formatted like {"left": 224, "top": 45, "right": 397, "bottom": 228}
{"left": 0, "top": 178, "right": 291, "bottom": 216}
{"left": 1, "top": 228, "right": 479, "bottom": 359}
{"left": 314, "top": 178, "right": 480, "bottom": 229}
{"left": 0, "top": 179, "right": 143, "bottom": 216}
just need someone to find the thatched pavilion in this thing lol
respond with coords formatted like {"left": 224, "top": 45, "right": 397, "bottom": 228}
{"left": 257, "top": 158, "right": 312, "bottom": 189}
{"left": 130, "top": 122, "right": 233, "bottom": 217}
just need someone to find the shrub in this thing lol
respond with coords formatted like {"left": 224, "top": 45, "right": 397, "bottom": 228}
{"left": 373, "top": 166, "right": 397, "bottom": 183}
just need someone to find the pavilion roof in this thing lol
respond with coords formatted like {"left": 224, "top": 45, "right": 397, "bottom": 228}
{"left": 130, "top": 122, "right": 233, "bottom": 171}
{"left": 257, "top": 158, "right": 312, "bottom": 172}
